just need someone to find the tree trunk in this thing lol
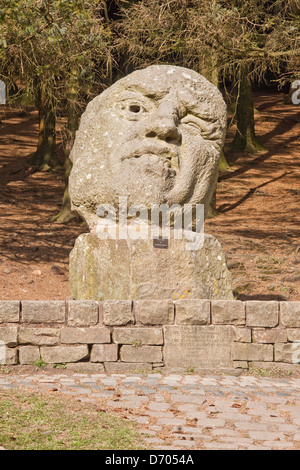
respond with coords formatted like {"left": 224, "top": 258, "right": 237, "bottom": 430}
{"left": 219, "top": 151, "right": 233, "bottom": 173}
{"left": 54, "top": 69, "right": 81, "bottom": 223}
{"left": 30, "top": 84, "right": 61, "bottom": 170}
{"left": 231, "top": 66, "right": 267, "bottom": 153}
{"left": 40, "top": 106, "right": 57, "bottom": 171}
{"left": 201, "top": 54, "right": 234, "bottom": 218}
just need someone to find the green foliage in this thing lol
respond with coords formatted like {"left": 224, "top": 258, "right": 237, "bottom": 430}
{"left": 0, "top": 0, "right": 112, "bottom": 109}
{"left": 116, "top": 0, "right": 300, "bottom": 85}
{"left": 33, "top": 358, "right": 47, "bottom": 369}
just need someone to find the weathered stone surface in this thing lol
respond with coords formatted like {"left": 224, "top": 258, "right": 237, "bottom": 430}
{"left": 211, "top": 300, "right": 245, "bottom": 325}
{"left": 120, "top": 345, "right": 162, "bottom": 363}
{"left": 175, "top": 300, "right": 210, "bottom": 325}
{"left": 234, "top": 328, "right": 251, "bottom": 343}
{"left": 22, "top": 301, "right": 65, "bottom": 324}
{"left": 0, "top": 326, "right": 18, "bottom": 347}
{"left": 252, "top": 328, "right": 287, "bottom": 344}
{"left": 113, "top": 327, "right": 163, "bottom": 345}
{"left": 234, "top": 361, "right": 249, "bottom": 369}
{"left": 70, "top": 234, "right": 233, "bottom": 301}
{"left": 135, "top": 300, "right": 174, "bottom": 325}
{"left": 287, "top": 329, "right": 300, "bottom": 342}
{"left": 246, "top": 301, "right": 279, "bottom": 327}
{"left": 69, "top": 65, "right": 227, "bottom": 226}
{"left": 281, "top": 302, "right": 300, "bottom": 327}
{"left": 233, "top": 343, "right": 274, "bottom": 362}
{"left": 40, "top": 345, "right": 89, "bottom": 364}
{"left": 19, "top": 327, "right": 60, "bottom": 346}
{"left": 69, "top": 65, "right": 232, "bottom": 302}
{"left": 61, "top": 327, "right": 110, "bottom": 344}
{"left": 0, "top": 301, "right": 19, "bottom": 323}
{"left": 249, "top": 361, "right": 300, "bottom": 373}
{"left": 91, "top": 344, "right": 118, "bottom": 362}
{"left": 164, "top": 326, "right": 234, "bottom": 368}
{"left": 2, "top": 347, "right": 18, "bottom": 365}
{"left": 19, "top": 346, "right": 40, "bottom": 365}
{"left": 67, "top": 300, "right": 99, "bottom": 326}
{"left": 275, "top": 343, "right": 300, "bottom": 364}
{"left": 66, "top": 363, "right": 105, "bottom": 373}
{"left": 104, "top": 362, "right": 152, "bottom": 374}
{"left": 103, "top": 300, "right": 133, "bottom": 326}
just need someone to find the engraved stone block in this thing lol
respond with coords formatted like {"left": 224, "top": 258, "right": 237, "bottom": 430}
{"left": 164, "top": 325, "right": 234, "bottom": 368}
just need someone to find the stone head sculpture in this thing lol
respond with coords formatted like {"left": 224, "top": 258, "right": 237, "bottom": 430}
{"left": 69, "top": 65, "right": 227, "bottom": 229}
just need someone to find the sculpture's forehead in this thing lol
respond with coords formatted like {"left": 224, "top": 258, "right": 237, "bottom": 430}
{"left": 117, "top": 66, "right": 204, "bottom": 94}
{"left": 90, "top": 65, "right": 226, "bottom": 125}
{"left": 101, "top": 65, "right": 219, "bottom": 104}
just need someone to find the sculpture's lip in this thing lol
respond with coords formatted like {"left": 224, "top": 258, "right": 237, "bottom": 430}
{"left": 121, "top": 146, "right": 179, "bottom": 170}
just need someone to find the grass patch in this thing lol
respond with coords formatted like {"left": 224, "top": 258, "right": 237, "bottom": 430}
{"left": 33, "top": 359, "right": 47, "bottom": 369}
{"left": 247, "top": 368, "right": 296, "bottom": 378}
{"left": 0, "top": 390, "right": 144, "bottom": 450}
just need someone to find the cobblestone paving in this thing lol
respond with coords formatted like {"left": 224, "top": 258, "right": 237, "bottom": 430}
{"left": 0, "top": 371, "right": 299, "bottom": 450}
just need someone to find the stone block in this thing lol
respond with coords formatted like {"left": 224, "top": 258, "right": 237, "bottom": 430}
{"left": 287, "top": 329, "right": 300, "bottom": 342}
{"left": 0, "top": 301, "right": 20, "bottom": 323}
{"left": 103, "top": 301, "right": 133, "bottom": 326}
{"left": 113, "top": 327, "right": 163, "bottom": 345}
{"left": 67, "top": 300, "right": 99, "bottom": 326}
{"left": 164, "top": 325, "right": 234, "bottom": 368}
{"left": 19, "top": 327, "right": 60, "bottom": 346}
{"left": 66, "top": 363, "right": 105, "bottom": 373}
{"left": 120, "top": 345, "right": 162, "bottom": 363}
{"left": 211, "top": 300, "right": 245, "bottom": 325}
{"left": 281, "top": 302, "right": 300, "bottom": 328}
{"left": 40, "top": 345, "right": 89, "bottom": 364}
{"left": 249, "top": 361, "right": 300, "bottom": 374}
{"left": 246, "top": 301, "right": 278, "bottom": 327}
{"left": 22, "top": 301, "right": 65, "bottom": 324}
{"left": 98, "top": 302, "right": 104, "bottom": 324}
{"left": 175, "top": 300, "right": 210, "bottom": 325}
{"left": 135, "top": 300, "right": 174, "bottom": 325}
{"left": 233, "top": 343, "right": 274, "bottom": 362}
{"left": 252, "top": 328, "right": 287, "bottom": 344}
{"left": 234, "top": 361, "right": 248, "bottom": 369}
{"left": 61, "top": 327, "right": 110, "bottom": 344}
{"left": 1, "top": 347, "right": 18, "bottom": 365}
{"left": 91, "top": 344, "right": 118, "bottom": 362}
{"left": 104, "top": 362, "right": 152, "bottom": 374}
{"left": 234, "top": 328, "right": 251, "bottom": 342}
{"left": 19, "top": 346, "right": 40, "bottom": 365}
{"left": 275, "top": 343, "right": 300, "bottom": 364}
{"left": 69, "top": 233, "right": 233, "bottom": 301}
{"left": 0, "top": 326, "right": 18, "bottom": 347}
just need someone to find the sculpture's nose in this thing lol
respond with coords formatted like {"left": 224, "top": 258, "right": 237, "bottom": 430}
{"left": 144, "top": 100, "right": 181, "bottom": 145}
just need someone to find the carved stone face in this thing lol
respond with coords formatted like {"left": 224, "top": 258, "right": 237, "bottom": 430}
{"left": 69, "top": 65, "right": 227, "bottom": 228}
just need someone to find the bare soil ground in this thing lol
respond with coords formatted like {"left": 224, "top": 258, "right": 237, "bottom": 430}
{"left": 0, "top": 91, "right": 299, "bottom": 301}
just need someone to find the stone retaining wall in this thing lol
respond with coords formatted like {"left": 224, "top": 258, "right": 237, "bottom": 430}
{"left": 0, "top": 300, "right": 299, "bottom": 373}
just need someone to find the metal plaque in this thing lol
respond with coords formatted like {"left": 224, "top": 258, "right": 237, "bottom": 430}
{"left": 153, "top": 238, "right": 169, "bottom": 249}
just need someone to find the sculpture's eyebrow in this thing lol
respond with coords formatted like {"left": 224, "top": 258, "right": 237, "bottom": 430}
{"left": 186, "top": 106, "right": 220, "bottom": 124}
{"left": 124, "top": 84, "right": 168, "bottom": 100}
{"left": 178, "top": 89, "right": 222, "bottom": 124}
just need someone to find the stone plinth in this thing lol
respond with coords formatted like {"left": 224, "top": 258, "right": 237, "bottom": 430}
{"left": 69, "top": 232, "right": 233, "bottom": 301}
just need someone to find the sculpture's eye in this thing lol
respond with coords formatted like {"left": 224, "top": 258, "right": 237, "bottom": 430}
{"left": 115, "top": 100, "right": 147, "bottom": 120}
{"left": 126, "top": 102, "right": 146, "bottom": 119}
{"left": 114, "top": 92, "right": 157, "bottom": 120}
{"left": 129, "top": 104, "right": 142, "bottom": 114}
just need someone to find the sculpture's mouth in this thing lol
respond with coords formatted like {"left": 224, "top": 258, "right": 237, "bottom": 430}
{"left": 120, "top": 143, "right": 179, "bottom": 177}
